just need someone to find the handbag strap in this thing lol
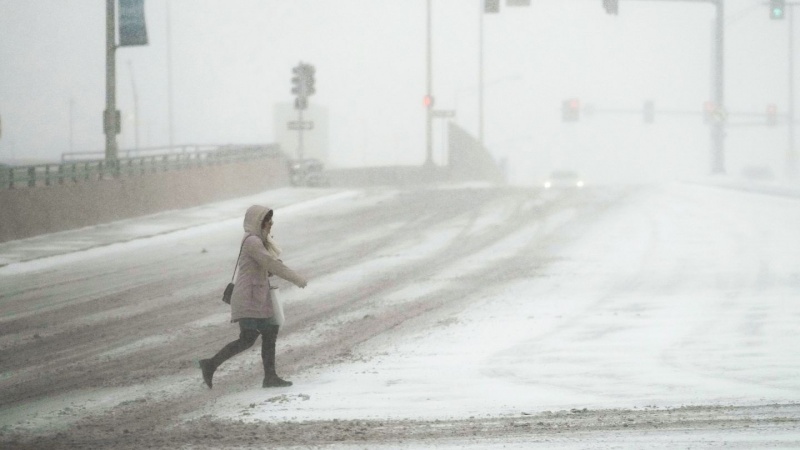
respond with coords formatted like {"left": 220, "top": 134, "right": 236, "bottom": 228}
{"left": 229, "top": 236, "right": 249, "bottom": 283}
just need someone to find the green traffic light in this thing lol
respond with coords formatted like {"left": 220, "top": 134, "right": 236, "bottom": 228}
{"left": 770, "top": 0, "right": 786, "bottom": 19}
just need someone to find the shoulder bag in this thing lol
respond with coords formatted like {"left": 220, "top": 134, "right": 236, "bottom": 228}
{"left": 221, "top": 239, "right": 247, "bottom": 304}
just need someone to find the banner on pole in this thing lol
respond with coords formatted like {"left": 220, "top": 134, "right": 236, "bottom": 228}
{"left": 119, "top": 0, "right": 148, "bottom": 46}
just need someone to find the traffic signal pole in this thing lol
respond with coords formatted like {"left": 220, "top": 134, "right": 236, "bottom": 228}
{"left": 290, "top": 62, "right": 315, "bottom": 161}
{"left": 425, "top": 0, "right": 434, "bottom": 167}
{"left": 605, "top": 0, "right": 726, "bottom": 174}
{"left": 711, "top": 0, "right": 725, "bottom": 174}
{"left": 767, "top": 0, "right": 798, "bottom": 178}
{"left": 297, "top": 107, "right": 305, "bottom": 161}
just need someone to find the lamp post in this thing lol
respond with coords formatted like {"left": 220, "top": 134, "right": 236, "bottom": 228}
{"left": 787, "top": 5, "right": 797, "bottom": 178}
{"left": 104, "top": 0, "right": 119, "bottom": 164}
{"left": 479, "top": 0, "right": 485, "bottom": 146}
{"left": 166, "top": 0, "right": 175, "bottom": 150}
{"left": 425, "top": 0, "right": 434, "bottom": 167}
{"left": 711, "top": 0, "right": 725, "bottom": 174}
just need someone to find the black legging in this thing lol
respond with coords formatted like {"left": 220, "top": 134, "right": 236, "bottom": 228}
{"left": 209, "top": 325, "right": 280, "bottom": 375}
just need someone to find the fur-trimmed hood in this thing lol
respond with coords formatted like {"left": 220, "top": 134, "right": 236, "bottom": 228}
{"left": 242, "top": 205, "right": 281, "bottom": 258}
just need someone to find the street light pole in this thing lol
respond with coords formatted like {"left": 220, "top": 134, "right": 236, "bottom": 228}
{"left": 166, "top": 0, "right": 175, "bottom": 150}
{"left": 788, "top": 5, "right": 797, "bottom": 178}
{"left": 478, "top": 0, "right": 485, "bottom": 147}
{"left": 425, "top": 0, "right": 434, "bottom": 167}
{"left": 104, "top": 0, "right": 119, "bottom": 164}
{"left": 711, "top": 0, "right": 725, "bottom": 174}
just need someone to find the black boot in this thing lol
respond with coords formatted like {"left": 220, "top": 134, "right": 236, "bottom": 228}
{"left": 199, "top": 359, "right": 215, "bottom": 388}
{"left": 261, "top": 325, "right": 292, "bottom": 388}
{"left": 201, "top": 329, "right": 260, "bottom": 389}
{"left": 263, "top": 375, "right": 293, "bottom": 388}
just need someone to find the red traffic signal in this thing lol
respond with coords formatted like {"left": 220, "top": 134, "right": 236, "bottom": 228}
{"left": 423, "top": 95, "right": 434, "bottom": 108}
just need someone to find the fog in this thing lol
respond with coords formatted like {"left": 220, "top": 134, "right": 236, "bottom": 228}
{"left": 0, "top": 0, "right": 794, "bottom": 185}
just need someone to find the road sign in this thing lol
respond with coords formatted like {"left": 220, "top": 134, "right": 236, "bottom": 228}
{"left": 432, "top": 110, "right": 456, "bottom": 118}
{"left": 119, "top": 0, "right": 149, "bottom": 46}
{"left": 288, "top": 121, "right": 314, "bottom": 130}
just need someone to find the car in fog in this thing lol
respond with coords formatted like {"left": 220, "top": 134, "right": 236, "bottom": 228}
{"left": 288, "top": 158, "right": 330, "bottom": 187}
{"left": 543, "top": 170, "right": 584, "bottom": 189}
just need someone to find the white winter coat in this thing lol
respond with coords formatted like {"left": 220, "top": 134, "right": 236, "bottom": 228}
{"left": 230, "top": 205, "right": 307, "bottom": 322}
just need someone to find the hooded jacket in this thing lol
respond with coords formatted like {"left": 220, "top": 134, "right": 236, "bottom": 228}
{"left": 230, "top": 205, "right": 307, "bottom": 322}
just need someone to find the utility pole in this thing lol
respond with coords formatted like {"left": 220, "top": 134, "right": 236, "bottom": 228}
{"left": 105, "top": 0, "right": 119, "bottom": 165}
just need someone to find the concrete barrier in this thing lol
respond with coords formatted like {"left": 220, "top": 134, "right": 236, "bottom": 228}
{"left": 326, "top": 165, "right": 449, "bottom": 187}
{"left": 0, "top": 158, "right": 288, "bottom": 243}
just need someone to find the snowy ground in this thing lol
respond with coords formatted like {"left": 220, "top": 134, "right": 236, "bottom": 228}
{"left": 1, "top": 182, "right": 799, "bottom": 448}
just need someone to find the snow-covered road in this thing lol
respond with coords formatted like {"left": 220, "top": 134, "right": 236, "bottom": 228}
{"left": 1, "top": 183, "right": 799, "bottom": 448}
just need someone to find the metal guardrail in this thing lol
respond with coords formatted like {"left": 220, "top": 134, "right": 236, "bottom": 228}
{"left": 0, "top": 144, "right": 282, "bottom": 190}
{"left": 60, "top": 144, "right": 231, "bottom": 162}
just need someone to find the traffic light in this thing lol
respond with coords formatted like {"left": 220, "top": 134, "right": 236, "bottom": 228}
{"left": 304, "top": 64, "right": 316, "bottom": 96}
{"left": 484, "top": 0, "right": 499, "bottom": 13}
{"left": 603, "top": 0, "right": 619, "bottom": 15}
{"left": 291, "top": 62, "right": 316, "bottom": 110}
{"left": 562, "top": 98, "right": 580, "bottom": 122}
{"left": 770, "top": 0, "right": 785, "bottom": 20}
{"left": 643, "top": 100, "right": 654, "bottom": 124}
{"left": 423, "top": 95, "right": 434, "bottom": 109}
{"left": 767, "top": 104, "right": 778, "bottom": 126}
{"left": 291, "top": 65, "right": 303, "bottom": 97}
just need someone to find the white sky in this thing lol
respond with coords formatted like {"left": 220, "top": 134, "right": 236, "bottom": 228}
{"left": 0, "top": 0, "right": 795, "bottom": 182}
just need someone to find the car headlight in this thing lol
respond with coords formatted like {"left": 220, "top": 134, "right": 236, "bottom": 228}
{"left": 576, "top": 180, "right": 584, "bottom": 188}
{"left": 544, "top": 181, "right": 552, "bottom": 189}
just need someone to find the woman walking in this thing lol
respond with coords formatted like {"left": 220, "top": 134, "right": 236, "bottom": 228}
{"left": 200, "top": 205, "right": 307, "bottom": 388}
